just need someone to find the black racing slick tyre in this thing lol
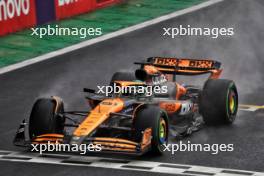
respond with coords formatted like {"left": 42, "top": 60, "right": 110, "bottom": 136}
{"left": 133, "top": 105, "right": 169, "bottom": 154}
{"left": 29, "top": 98, "right": 65, "bottom": 139}
{"left": 200, "top": 79, "right": 238, "bottom": 125}
{"left": 110, "top": 71, "right": 136, "bottom": 86}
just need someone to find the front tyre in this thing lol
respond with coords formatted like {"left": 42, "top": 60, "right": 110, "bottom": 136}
{"left": 29, "top": 98, "right": 65, "bottom": 139}
{"left": 133, "top": 105, "right": 169, "bottom": 154}
{"left": 200, "top": 79, "right": 238, "bottom": 125}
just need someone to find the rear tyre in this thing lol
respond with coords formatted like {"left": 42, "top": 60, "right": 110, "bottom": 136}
{"left": 133, "top": 105, "right": 169, "bottom": 154}
{"left": 200, "top": 79, "right": 238, "bottom": 125}
{"left": 29, "top": 98, "right": 65, "bottom": 139}
{"left": 110, "top": 71, "right": 136, "bottom": 86}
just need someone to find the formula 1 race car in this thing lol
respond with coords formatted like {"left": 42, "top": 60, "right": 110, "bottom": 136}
{"left": 13, "top": 57, "right": 238, "bottom": 155}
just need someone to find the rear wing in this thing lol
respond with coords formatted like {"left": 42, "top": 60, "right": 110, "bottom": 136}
{"left": 135, "top": 57, "right": 222, "bottom": 78}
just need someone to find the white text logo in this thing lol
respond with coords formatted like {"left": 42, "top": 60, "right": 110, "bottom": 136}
{"left": 58, "top": 0, "right": 78, "bottom": 6}
{"left": 0, "top": 0, "right": 30, "bottom": 21}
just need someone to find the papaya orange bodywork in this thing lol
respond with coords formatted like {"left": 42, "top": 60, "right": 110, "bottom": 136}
{"left": 36, "top": 134, "right": 64, "bottom": 138}
{"left": 141, "top": 128, "right": 152, "bottom": 150}
{"left": 93, "top": 137, "right": 138, "bottom": 145}
{"left": 32, "top": 134, "right": 64, "bottom": 144}
{"left": 144, "top": 65, "right": 159, "bottom": 74}
{"left": 73, "top": 98, "right": 124, "bottom": 137}
{"left": 159, "top": 101, "right": 181, "bottom": 114}
{"left": 176, "top": 83, "right": 187, "bottom": 99}
{"left": 114, "top": 81, "right": 145, "bottom": 87}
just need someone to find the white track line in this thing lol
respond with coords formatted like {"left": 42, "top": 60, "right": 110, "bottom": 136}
{"left": 0, "top": 0, "right": 224, "bottom": 75}
{"left": 0, "top": 150, "right": 263, "bottom": 176}
{"left": 239, "top": 105, "right": 264, "bottom": 112}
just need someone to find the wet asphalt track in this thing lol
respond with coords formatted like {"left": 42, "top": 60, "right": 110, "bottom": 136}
{"left": 0, "top": 0, "right": 264, "bottom": 175}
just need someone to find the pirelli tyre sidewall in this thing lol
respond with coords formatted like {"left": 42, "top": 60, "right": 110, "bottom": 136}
{"left": 133, "top": 105, "right": 169, "bottom": 154}
{"left": 29, "top": 98, "right": 65, "bottom": 139}
{"left": 200, "top": 79, "right": 238, "bottom": 125}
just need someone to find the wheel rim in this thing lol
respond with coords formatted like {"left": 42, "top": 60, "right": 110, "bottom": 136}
{"left": 229, "top": 94, "right": 235, "bottom": 113}
{"left": 228, "top": 88, "right": 237, "bottom": 115}
{"left": 159, "top": 118, "right": 167, "bottom": 143}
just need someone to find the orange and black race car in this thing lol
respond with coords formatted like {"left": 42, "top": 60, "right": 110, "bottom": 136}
{"left": 13, "top": 57, "right": 238, "bottom": 155}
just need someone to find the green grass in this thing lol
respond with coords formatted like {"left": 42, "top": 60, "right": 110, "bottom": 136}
{"left": 0, "top": 0, "right": 206, "bottom": 68}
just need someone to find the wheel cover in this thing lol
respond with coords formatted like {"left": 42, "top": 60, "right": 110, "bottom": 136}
{"left": 228, "top": 89, "right": 237, "bottom": 114}
{"left": 159, "top": 118, "right": 167, "bottom": 143}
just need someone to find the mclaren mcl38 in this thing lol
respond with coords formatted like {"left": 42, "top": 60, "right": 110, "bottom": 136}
{"left": 14, "top": 57, "right": 238, "bottom": 155}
